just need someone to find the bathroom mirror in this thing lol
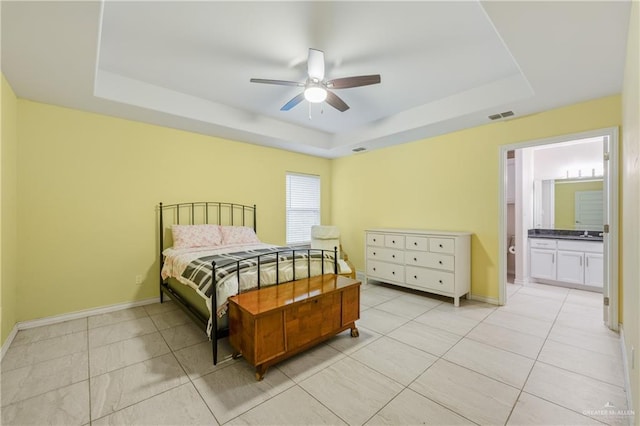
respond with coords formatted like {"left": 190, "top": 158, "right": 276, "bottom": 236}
{"left": 533, "top": 178, "right": 603, "bottom": 230}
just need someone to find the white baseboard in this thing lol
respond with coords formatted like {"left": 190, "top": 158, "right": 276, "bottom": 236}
{"left": 1, "top": 324, "right": 19, "bottom": 361}
{"left": 513, "top": 278, "right": 528, "bottom": 286}
{"left": 15, "top": 297, "right": 161, "bottom": 331}
{"left": 1, "top": 297, "right": 162, "bottom": 361}
{"left": 467, "top": 293, "right": 499, "bottom": 305}
{"left": 619, "top": 325, "right": 635, "bottom": 425}
{"left": 355, "top": 270, "right": 365, "bottom": 281}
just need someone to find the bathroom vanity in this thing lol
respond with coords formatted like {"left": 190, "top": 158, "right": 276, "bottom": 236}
{"left": 528, "top": 229, "right": 603, "bottom": 291}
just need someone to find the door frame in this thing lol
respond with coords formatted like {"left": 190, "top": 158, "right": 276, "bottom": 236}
{"left": 498, "top": 127, "right": 619, "bottom": 331}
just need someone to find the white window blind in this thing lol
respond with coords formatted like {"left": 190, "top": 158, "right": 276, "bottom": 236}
{"left": 286, "top": 173, "right": 320, "bottom": 244}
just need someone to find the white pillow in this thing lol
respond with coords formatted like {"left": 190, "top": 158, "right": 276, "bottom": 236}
{"left": 172, "top": 224, "right": 223, "bottom": 248}
{"left": 220, "top": 226, "right": 260, "bottom": 245}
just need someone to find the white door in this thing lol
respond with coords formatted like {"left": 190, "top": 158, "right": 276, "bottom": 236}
{"left": 602, "top": 135, "right": 613, "bottom": 327}
{"left": 556, "top": 250, "right": 585, "bottom": 285}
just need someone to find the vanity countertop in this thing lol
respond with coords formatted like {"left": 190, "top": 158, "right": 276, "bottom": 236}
{"left": 528, "top": 229, "right": 603, "bottom": 242}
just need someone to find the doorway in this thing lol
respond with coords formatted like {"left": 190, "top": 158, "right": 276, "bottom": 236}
{"left": 498, "top": 127, "right": 619, "bottom": 331}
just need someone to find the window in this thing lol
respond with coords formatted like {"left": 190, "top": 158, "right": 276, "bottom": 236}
{"left": 286, "top": 173, "right": 320, "bottom": 244}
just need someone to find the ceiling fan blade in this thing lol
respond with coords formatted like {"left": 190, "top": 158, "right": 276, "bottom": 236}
{"left": 250, "top": 78, "right": 304, "bottom": 87}
{"left": 325, "top": 91, "right": 349, "bottom": 112}
{"left": 307, "top": 48, "right": 325, "bottom": 81}
{"left": 326, "top": 74, "right": 381, "bottom": 89}
{"left": 280, "top": 93, "right": 305, "bottom": 111}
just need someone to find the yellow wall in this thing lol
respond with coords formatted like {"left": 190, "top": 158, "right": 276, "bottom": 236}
{"left": 16, "top": 100, "right": 332, "bottom": 321}
{"left": 1, "top": 74, "right": 19, "bottom": 345}
{"left": 332, "top": 95, "right": 621, "bottom": 300}
{"left": 5, "top": 90, "right": 626, "bottom": 329}
{"left": 554, "top": 180, "right": 603, "bottom": 230}
{"left": 621, "top": 0, "right": 639, "bottom": 416}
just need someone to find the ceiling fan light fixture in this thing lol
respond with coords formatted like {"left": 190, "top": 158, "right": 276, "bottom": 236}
{"left": 304, "top": 86, "right": 327, "bottom": 103}
{"left": 250, "top": 48, "right": 380, "bottom": 112}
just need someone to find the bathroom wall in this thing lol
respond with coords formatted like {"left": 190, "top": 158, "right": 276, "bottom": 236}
{"left": 533, "top": 137, "right": 604, "bottom": 181}
{"left": 506, "top": 156, "right": 516, "bottom": 276}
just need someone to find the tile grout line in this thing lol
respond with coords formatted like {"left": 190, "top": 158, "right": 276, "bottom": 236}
{"left": 3, "top": 285, "right": 622, "bottom": 426}
{"left": 502, "top": 285, "right": 569, "bottom": 425}
{"left": 89, "top": 307, "right": 201, "bottom": 424}
{"left": 501, "top": 285, "right": 623, "bottom": 425}
{"left": 358, "top": 288, "right": 498, "bottom": 424}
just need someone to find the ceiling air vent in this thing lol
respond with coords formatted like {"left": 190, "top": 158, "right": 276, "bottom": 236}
{"left": 489, "top": 111, "right": 515, "bottom": 120}
{"left": 352, "top": 147, "right": 366, "bottom": 152}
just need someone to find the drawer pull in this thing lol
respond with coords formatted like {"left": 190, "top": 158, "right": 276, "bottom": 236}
{"left": 373, "top": 252, "right": 376, "bottom": 256}
{"left": 414, "top": 242, "right": 418, "bottom": 246}
{"left": 373, "top": 267, "right": 376, "bottom": 271}
{"left": 439, "top": 280, "right": 443, "bottom": 284}
{"left": 392, "top": 254, "right": 396, "bottom": 258}
{"left": 392, "top": 271, "right": 395, "bottom": 275}
{"left": 439, "top": 260, "right": 443, "bottom": 265}
{"left": 413, "top": 257, "right": 417, "bottom": 261}
{"left": 373, "top": 238, "right": 377, "bottom": 242}
{"left": 414, "top": 275, "right": 417, "bottom": 279}
{"left": 392, "top": 240, "right": 396, "bottom": 244}
{"left": 439, "top": 244, "right": 443, "bottom": 248}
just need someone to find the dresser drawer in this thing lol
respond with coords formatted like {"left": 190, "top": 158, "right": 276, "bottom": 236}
{"left": 429, "top": 238, "right": 455, "bottom": 254}
{"left": 365, "top": 229, "right": 470, "bottom": 307}
{"left": 405, "top": 251, "right": 454, "bottom": 271}
{"left": 405, "top": 236, "right": 428, "bottom": 251}
{"left": 367, "top": 233, "right": 385, "bottom": 247}
{"left": 405, "top": 266, "right": 454, "bottom": 292}
{"left": 367, "top": 247, "right": 404, "bottom": 264}
{"left": 384, "top": 235, "right": 405, "bottom": 249}
{"left": 367, "top": 260, "right": 404, "bottom": 283}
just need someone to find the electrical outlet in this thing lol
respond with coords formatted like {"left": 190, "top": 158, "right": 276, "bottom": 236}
{"left": 135, "top": 275, "right": 143, "bottom": 285}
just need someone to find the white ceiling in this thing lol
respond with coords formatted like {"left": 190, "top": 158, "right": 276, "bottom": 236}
{"left": 1, "top": 1, "right": 631, "bottom": 158}
{"left": 533, "top": 137, "right": 604, "bottom": 181}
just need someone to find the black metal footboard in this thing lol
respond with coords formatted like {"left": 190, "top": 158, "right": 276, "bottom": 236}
{"left": 158, "top": 201, "right": 338, "bottom": 366}
{"left": 210, "top": 247, "right": 338, "bottom": 364}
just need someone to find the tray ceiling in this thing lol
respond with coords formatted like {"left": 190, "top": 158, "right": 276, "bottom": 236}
{"left": 1, "top": 1, "right": 631, "bottom": 158}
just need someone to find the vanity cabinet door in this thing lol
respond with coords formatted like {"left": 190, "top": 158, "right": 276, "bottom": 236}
{"left": 556, "top": 250, "right": 585, "bottom": 285}
{"left": 584, "top": 253, "right": 604, "bottom": 288}
{"left": 530, "top": 248, "right": 556, "bottom": 280}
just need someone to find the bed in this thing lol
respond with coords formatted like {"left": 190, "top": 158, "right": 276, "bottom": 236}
{"left": 158, "top": 201, "right": 338, "bottom": 365}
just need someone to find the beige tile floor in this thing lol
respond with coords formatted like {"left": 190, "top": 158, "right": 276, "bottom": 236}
{"left": 0, "top": 281, "right": 633, "bottom": 425}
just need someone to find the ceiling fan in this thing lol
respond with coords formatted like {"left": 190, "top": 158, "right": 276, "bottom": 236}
{"left": 250, "top": 48, "right": 381, "bottom": 112}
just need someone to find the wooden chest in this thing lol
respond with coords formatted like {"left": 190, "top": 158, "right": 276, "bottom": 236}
{"left": 228, "top": 274, "right": 360, "bottom": 380}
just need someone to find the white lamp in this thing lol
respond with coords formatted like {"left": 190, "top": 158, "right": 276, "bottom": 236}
{"left": 304, "top": 85, "right": 327, "bottom": 103}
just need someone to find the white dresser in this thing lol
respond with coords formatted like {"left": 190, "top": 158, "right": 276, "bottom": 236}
{"left": 365, "top": 229, "right": 471, "bottom": 306}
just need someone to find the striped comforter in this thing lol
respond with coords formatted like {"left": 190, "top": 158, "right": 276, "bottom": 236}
{"left": 161, "top": 243, "right": 337, "bottom": 335}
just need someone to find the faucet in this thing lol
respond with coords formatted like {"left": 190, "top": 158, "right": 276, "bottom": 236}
{"left": 583, "top": 230, "right": 589, "bottom": 236}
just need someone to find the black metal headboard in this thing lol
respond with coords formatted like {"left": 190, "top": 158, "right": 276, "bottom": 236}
{"left": 159, "top": 201, "right": 256, "bottom": 258}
